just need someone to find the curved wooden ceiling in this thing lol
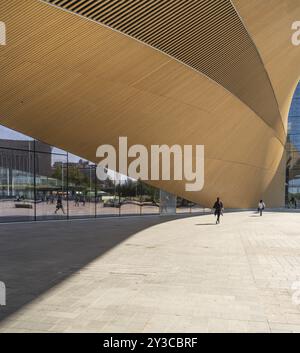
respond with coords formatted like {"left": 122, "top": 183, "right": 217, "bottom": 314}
{"left": 43, "top": 0, "right": 285, "bottom": 142}
{"left": 0, "top": 0, "right": 300, "bottom": 207}
{"left": 233, "top": 0, "right": 300, "bottom": 133}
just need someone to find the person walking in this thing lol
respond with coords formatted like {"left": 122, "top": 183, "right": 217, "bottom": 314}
{"left": 258, "top": 200, "right": 266, "bottom": 216}
{"left": 213, "top": 197, "right": 224, "bottom": 224}
{"left": 293, "top": 197, "right": 297, "bottom": 209}
{"left": 55, "top": 195, "right": 65, "bottom": 214}
{"left": 74, "top": 195, "right": 79, "bottom": 207}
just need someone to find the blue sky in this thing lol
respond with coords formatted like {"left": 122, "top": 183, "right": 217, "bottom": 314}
{"left": 0, "top": 125, "right": 127, "bottom": 181}
{"left": 0, "top": 125, "right": 83, "bottom": 162}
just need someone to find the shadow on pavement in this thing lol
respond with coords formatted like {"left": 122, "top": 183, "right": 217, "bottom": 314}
{"left": 0, "top": 215, "right": 188, "bottom": 323}
{"left": 195, "top": 223, "right": 216, "bottom": 226}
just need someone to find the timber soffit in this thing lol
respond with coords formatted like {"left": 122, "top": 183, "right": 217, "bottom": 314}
{"left": 41, "top": 0, "right": 284, "bottom": 142}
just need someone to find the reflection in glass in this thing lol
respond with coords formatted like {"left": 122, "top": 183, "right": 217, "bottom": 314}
{"left": 286, "top": 82, "right": 300, "bottom": 208}
{"left": 117, "top": 179, "right": 140, "bottom": 216}
{"left": 0, "top": 125, "right": 208, "bottom": 222}
{"left": 68, "top": 161, "right": 96, "bottom": 219}
{"left": 0, "top": 147, "right": 35, "bottom": 222}
{"left": 96, "top": 171, "right": 118, "bottom": 217}
{"left": 35, "top": 152, "right": 68, "bottom": 220}
{"left": 139, "top": 181, "right": 160, "bottom": 215}
{"left": 160, "top": 190, "right": 176, "bottom": 215}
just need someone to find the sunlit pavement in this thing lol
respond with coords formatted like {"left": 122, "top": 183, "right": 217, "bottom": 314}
{"left": 1, "top": 211, "right": 300, "bottom": 333}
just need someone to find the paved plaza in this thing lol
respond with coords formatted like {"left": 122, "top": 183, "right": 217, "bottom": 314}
{"left": 0, "top": 211, "right": 300, "bottom": 333}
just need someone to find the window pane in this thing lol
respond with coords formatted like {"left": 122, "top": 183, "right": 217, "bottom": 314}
{"left": 177, "top": 198, "right": 192, "bottom": 214}
{"left": 68, "top": 162, "right": 96, "bottom": 219}
{"left": 35, "top": 153, "right": 68, "bottom": 220}
{"left": 139, "top": 181, "right": 159, "bottom": 215}
{"left": 118, "top": 179, "right": 141, "bottom": 216}
{"left": 0, "top": 147, "right": 35, "bottom": 222}
{"left": 96, "top": 171, "right": 119, "bottom": 217}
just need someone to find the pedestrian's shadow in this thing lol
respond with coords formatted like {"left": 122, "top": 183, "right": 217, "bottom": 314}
{"left": 195, "top": 223, "right": 216, "bottom": 226}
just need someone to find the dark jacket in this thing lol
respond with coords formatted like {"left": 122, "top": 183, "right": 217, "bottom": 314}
{"left": 213, "top": 201, "right": 223, "bottom": 214}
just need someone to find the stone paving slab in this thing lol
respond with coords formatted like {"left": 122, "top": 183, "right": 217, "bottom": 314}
{"left": 1, "top": 212, "right": 300, "bottom": 332}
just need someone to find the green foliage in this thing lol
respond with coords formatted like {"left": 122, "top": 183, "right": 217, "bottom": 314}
{"left": 52, "top": 165, "right": 160, "bottom": 200}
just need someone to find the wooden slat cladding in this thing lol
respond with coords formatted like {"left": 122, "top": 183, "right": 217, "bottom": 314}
{"left": 1, "top": 0, "right": 298, "bottom": 207}
{"left": 42, "top": 0, "right": 284, "bottom": 138}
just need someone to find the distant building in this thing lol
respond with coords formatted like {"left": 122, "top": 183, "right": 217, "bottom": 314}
{"left": 53, "top": 159, "right": 96, "bottom": 183}
{"left": 0, "top": 139, "right": 52, "bottom": 176}
{"left": 0, "top": 139, "right": 52, "bottom": 197}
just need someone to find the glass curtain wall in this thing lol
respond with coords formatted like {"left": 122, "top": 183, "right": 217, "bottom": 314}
{"left": 286, "top": 82, "right": 300, "bottom": 208}
{"left": 176, "top": 197, "right": 206, "bottom": 214}
{"left": 0, "top": 130, "right": 35, "bottom": 222}
{"left": 35, "top": 150, "right": 68, "bottom": 220}
{"left": 67, "top": 160, "right": 96, "bottom": 219}
{"left": 0, "top": 147, "right": 35, "bottom": 222}
{"left": 0, "top": 125, "right": 208, "bottom": 222}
